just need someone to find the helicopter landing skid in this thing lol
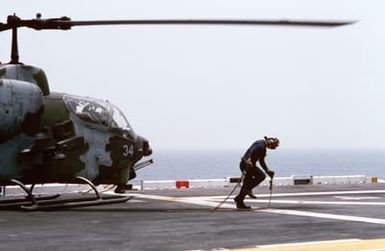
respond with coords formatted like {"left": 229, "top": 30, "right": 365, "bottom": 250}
{"left": 0, "top": 194, "right": 61, "bottom": 210}
{"left": 1, "top": 177, "right": 131, "bottom": 211}
{"left": 21, "top": 194, "right": 132, "bottom": 211}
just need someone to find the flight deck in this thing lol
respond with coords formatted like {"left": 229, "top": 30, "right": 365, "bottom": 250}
{"left": 1, "top": 182, "right": 385, "bottom": 250}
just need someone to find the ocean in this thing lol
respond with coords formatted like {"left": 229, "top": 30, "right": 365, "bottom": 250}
{"left": 136, "top": 149, "right": 385, "bottom": 181}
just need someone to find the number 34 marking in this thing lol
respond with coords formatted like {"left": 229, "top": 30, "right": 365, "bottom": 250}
{"left": 123, "top": 144, "right": 134, "bottom": 157}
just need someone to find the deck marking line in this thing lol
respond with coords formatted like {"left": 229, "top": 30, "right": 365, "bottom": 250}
{"left": 240, "top": 199, "right": 385, "bottom": 206}
{"left": 258, "top": 208, "right": 385, "bottom": 225}
{"left": 123, "top": 193, "right": 385, "bottom": 225}
{"left": 254, "top": 238, "right": 362, "bottom": 248}
{"left": 227, "top": 238, "right": 385, "bottom": 251}
{"left": 334, "top": 196, "right": 381, "bottom": 200}
{"left": 191, "top": 190, "right": 385, "bottom": 200}
{"left": 114, "top": 192, "right": 235, "bottom": 209}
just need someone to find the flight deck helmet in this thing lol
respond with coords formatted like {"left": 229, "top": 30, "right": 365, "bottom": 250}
{"left": 264, "top": 136, "right": 279, "bottom": 149}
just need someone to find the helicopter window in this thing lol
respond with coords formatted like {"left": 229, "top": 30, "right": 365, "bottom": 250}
{"left": 111, "top": 104, "right": 133, "bottom": 132}
{"left": 63, "top": 95, "right": 112, "bottom": 127}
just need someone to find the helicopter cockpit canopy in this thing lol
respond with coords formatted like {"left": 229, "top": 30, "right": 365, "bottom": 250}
{"left": 63, "top": 95, "right": 135, "bottom": 135}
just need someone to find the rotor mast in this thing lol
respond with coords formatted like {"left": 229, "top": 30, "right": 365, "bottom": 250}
{"left": 8, "top": 15, "right": 21, "bottom": 64}
{"left": 10, "top": 26, "right": 19, "bottom": 64}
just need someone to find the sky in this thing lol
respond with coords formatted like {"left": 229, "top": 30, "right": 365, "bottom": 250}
{"left": 1, "top": 0, "right": 384, "bottom": 151}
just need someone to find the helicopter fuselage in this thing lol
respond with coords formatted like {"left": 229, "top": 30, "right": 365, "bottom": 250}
{"left": 0, "top": 64, "right": 151, "bottom": 186}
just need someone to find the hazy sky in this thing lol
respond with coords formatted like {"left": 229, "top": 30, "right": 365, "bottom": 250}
{"left": 1, "top": 1, "right": 384, "bottom": 150}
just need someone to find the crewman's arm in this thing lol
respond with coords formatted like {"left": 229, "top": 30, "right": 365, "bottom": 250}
{"left": 260, "top": 156, "right": 275, "bottom": 178}
{"left": 259, "top": 157, "right": 269, "bottom": 172}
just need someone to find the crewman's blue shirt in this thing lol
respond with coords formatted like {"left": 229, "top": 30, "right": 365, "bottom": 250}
{"left": 242, "top": 140, "right": 268, "bottom": 171}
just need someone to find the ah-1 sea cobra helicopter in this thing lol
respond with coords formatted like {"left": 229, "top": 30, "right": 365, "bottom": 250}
{"left": 0, "top": 14, "right": 354, "bottom": 210}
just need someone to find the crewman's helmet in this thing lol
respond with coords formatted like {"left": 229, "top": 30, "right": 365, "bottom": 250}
{"left": 264, "top": 136, "right": 279, "bottom": 149}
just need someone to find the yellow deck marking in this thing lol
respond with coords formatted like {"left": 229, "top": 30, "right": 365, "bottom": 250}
{"left": 229, "top": 238, "right": 385, "bottom": 251}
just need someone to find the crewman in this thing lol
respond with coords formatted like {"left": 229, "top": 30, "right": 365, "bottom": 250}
{"left": 234, "top": 136, "right": 279, "bottom": 209}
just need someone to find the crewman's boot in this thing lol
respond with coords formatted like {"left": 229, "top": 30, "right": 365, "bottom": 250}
{"left": 246, "top": 190, "right": 257, "bottom": 199}
{"left": 234, "top": 194, "right": 251, "bottom": 209}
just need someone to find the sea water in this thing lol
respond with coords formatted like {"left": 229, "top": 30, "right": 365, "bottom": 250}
{"left": 136, "top": 148, "right": 385, "bottom": 181}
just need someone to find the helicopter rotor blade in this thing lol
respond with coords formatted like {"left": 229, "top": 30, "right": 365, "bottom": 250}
{"left": 0, "top": 14, "right": 356, "bottom": 32}
{"left": 68, "top": 19, "right": 355, "bottom": 28}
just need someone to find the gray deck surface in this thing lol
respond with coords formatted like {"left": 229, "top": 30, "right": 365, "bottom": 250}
{"left": 1, "top": 183, "right": 385, "bottom": 250}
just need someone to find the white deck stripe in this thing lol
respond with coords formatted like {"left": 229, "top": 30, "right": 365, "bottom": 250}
{"left": 192, "top": 189, "right": 385, "bottom": 200}
{"left": 258, "top": 208, "right": 385, "bottom": 225}
{"left": 265, "top": 189, "right": 385, "bottom": 197}
{"left": 118, "top": 192, "right": 385, "bottom": 225}
{"left": 113, "top": 192, "right": 235, "bottom": 209}
{"left": 237, "top": 199, "right": 385, "bottom": 206}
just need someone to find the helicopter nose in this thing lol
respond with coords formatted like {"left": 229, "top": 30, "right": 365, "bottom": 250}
{"left": 143, "top": 140, "right": 152, "bottom": 156}
{"left": 137, "top": 136, "right": 152, "bottom": 157}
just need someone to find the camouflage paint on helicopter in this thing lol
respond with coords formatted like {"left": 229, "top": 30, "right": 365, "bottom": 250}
{"left": 0, "top": 65, "right": 45, "bottom": 179}
{"left": 0, "top": 64, "right": 151, "bottom": 186}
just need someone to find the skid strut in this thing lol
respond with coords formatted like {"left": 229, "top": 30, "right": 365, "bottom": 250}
{"left": 23, "top": 176, "right": 131, "bottom": 211}
{"left": 0, "top": 179, "right": 60, "bottom": 210}
{"left": 76, "top": 176, "right": 102, "bottom": 200}
{"left": 0, "top": 177, "right": 131, "bottom": 210}
{"left": 10, "top": 179, "right": 37, "bottom": 205}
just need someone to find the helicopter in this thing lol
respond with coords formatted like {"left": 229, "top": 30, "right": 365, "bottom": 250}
{"left": 0, "top": 14, "right": 354, "bottom": 210}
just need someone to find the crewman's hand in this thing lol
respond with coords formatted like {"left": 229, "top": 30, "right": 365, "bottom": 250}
{"left": 267, "top": 170, "right": 275, "bottom": 178}
{"left": 245, "top": 158, "right": 253, "bottom": 170}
